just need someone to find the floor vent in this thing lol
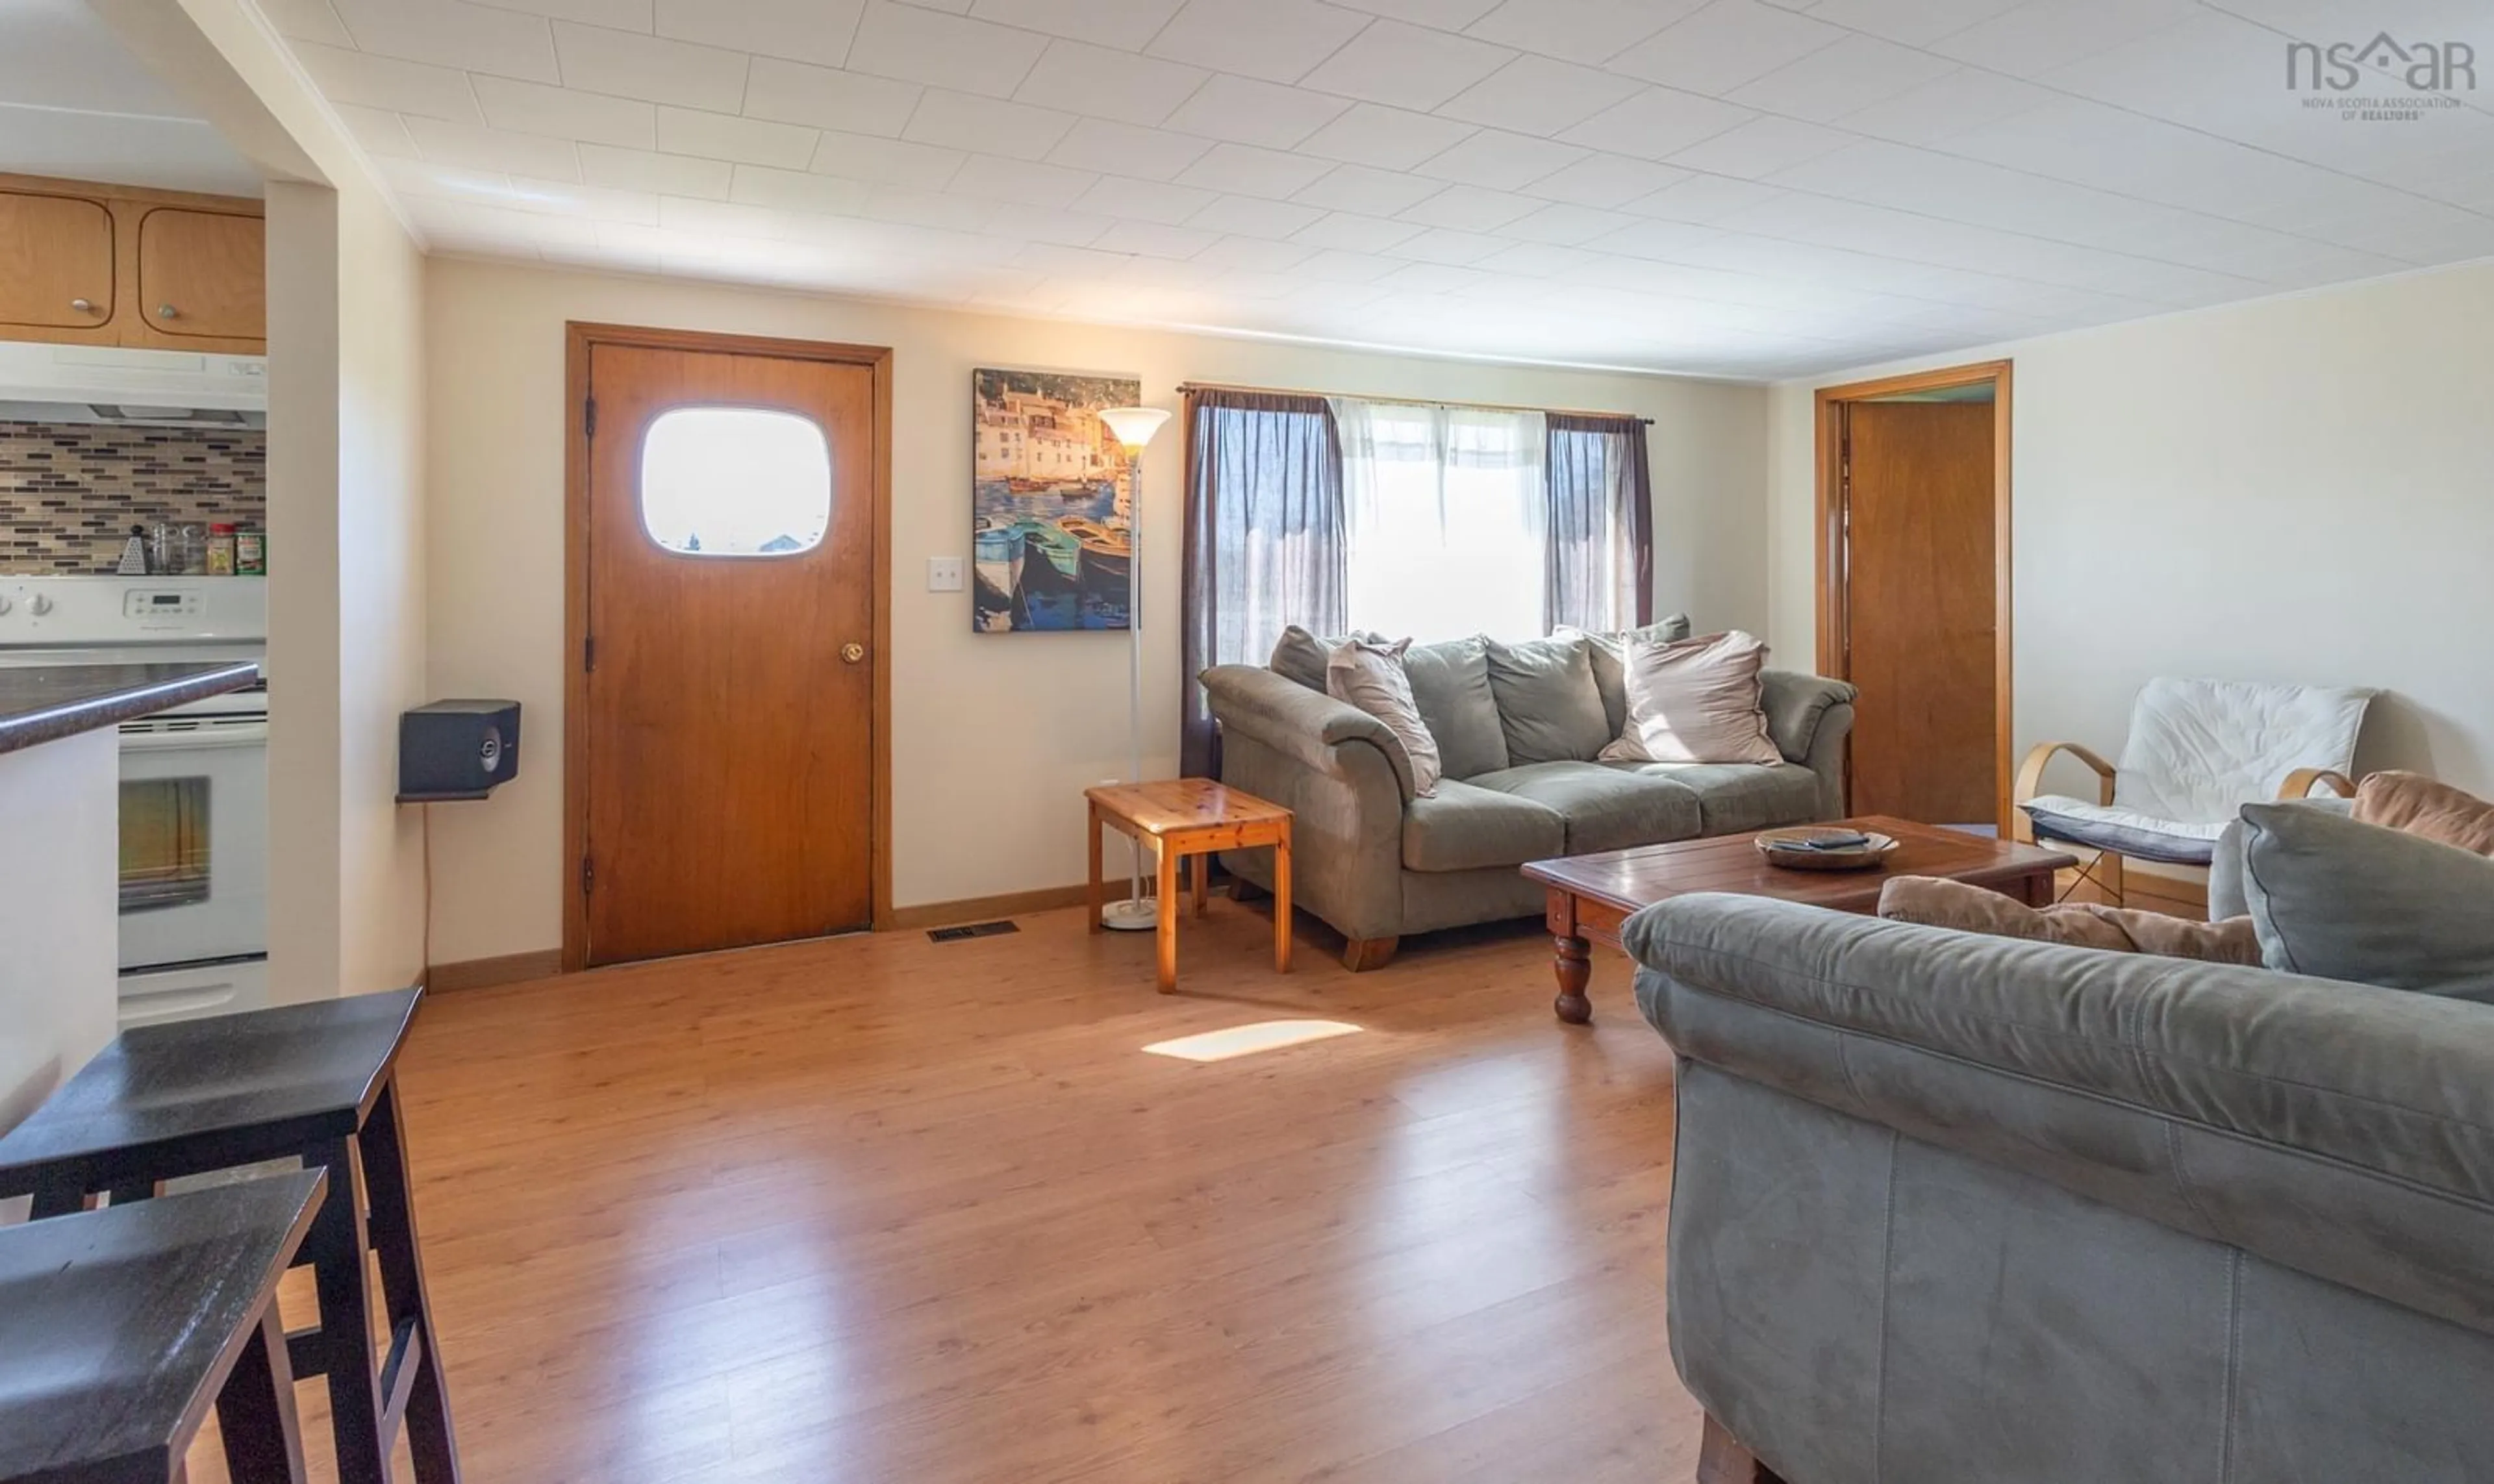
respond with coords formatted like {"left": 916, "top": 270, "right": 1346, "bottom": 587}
{"left": 927, "top": 920, "right": 1020, "bottom": 943}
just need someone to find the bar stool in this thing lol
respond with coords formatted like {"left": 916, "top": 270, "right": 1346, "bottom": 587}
{"left": 0, "top": 1170, "right": 327, "bottom": 1483}
{"left": 0, "top": 988, "right": 459, "bottom": 1484}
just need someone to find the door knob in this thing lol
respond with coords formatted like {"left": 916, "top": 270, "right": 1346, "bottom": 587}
{"left": 840, "top": 642, "right": 866, "bottom": 664}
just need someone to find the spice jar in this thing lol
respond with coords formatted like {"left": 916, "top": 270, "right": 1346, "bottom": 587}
{"left": 206, "top": 523, "right": 238, "bottom": 575}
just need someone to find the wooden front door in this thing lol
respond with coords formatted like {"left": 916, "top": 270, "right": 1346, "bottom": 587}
{"left": 579, "top": 337, "right": 879, "bottom": 966}
{"left": 1842, "top": 400, "right": 1996, "bottom": 826}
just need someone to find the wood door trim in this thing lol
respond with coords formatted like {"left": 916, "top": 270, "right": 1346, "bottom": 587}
{"left": 561, "top": 321, "right": 896, "bottom": 974}
{"left": 1813, "top": 358, "right": 2014, "bottom": 832}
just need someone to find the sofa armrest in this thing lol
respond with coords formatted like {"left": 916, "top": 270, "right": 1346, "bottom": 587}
{"left": 1759, "top": 670, "right": 1855, "bottom": 819}
{"left": 1200, "top": 664, "right": 1416, "bottom": 803}
{"left": 1626, "top": 893, "right": 2494, "bottom": 1335}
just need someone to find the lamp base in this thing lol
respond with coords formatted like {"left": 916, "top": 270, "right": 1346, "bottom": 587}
{"left": 1100, "top": 898, "right": 1159, "bottom": 932}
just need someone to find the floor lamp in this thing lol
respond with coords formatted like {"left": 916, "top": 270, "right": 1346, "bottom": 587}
{"left": 1096, "top": 404, "right": 1172, "bottom": 932}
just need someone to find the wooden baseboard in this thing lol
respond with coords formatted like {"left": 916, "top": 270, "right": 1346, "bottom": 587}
{"left": 885, "top": 884, "right": 1091, "bottom": 931}
{"left": 425, "top": 949, "right": 564, "bottom": 993}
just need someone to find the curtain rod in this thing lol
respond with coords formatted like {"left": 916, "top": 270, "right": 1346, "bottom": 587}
{"left": 1175, "top": 381, "right": 1655, "bottom": 427}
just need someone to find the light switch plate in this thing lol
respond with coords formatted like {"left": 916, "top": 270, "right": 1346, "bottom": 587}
{"left": 927, "top": 556, "right": 965, "bottom": 592}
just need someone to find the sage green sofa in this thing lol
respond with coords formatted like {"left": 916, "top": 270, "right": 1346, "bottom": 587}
{"left": 1198, "top": 620, "right": 1857, "bottom": 968}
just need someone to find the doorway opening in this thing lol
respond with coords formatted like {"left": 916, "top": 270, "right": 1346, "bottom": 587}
{"left": 561, "top": 323, "right": 893, "bottom": 972}
{"left": 1814, "top": 360, "right": 2012, "bottom": 833}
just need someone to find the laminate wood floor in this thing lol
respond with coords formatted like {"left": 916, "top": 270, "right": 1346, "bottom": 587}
{"left": 186, "top": 899, "right": 1700, "bottom": 1483}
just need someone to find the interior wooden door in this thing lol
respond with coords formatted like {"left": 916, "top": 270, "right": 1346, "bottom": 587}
{"left": 0, "top": 190, "right": 114, "bottom": 331}
{"left": 1842, "top": 401, "right": 1996, "bottom": 825}
{"left": 134, "top": 208, "right": 264, "bottom": 341}
{"left": 581, "top": 341, "right": 877, "bottom": 965}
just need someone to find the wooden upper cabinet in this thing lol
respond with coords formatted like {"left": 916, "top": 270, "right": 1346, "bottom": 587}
{"left": 136, "top": 208, "right": 266, "bottom": 342}
{"left": 0, "top": 190, "right": 116, "bottom": 332}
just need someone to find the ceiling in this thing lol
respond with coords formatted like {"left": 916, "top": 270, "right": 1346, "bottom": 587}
{"left": 0, "top": 0, "right": 264, "bottom": 197}
{"left": 252, "top": 0, "right": 2494, "bottom": 378}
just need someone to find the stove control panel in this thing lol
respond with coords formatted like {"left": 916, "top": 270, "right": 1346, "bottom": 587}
{"left": 124, "top": 589, "right": 204, "bottom": 620}
{"left": 0, "top": 577, "right": 266, "bottom": 645}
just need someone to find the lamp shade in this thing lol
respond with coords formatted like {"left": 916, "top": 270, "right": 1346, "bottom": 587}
{"left": 1096, "top": 405, "right": 1171, "bottom": 453}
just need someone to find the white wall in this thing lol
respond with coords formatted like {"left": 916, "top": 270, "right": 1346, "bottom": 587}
{"left": 1767, "top": 259, "right": 2494, "bottom": 801}
{"left": 0, "top": 731, "right": 118, "bottom": 1138}
{"left": 422, "top": 257, "right": 1767, "bottom": 963}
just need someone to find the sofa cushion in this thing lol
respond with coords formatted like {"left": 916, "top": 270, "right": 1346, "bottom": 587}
{"left": 2239, "top": 801, "right": 2494, "bottom": 1001}
{"left": 1468, "top": 760, "right": 1701, "bottom": 854}
{"left": 1401, "top": 778, "right": 1567, "bottom": 872}
{"left": 1484, "top": 636, "right": 1610, "bottom": 765}
{"left": 1617, "top": 760, "right": 1819, "bottom": 835}
{"left": 1878, "top": 875, "right": 2262, "bottom": 964}
{"left": 1269, "top": 625, "right": 1336, "bottom": 692}
{"left": 1402, "top": 635, "right": 1508, "bottom": 779}
{"left": 2354, "top": 771, "right": 2494, "bottom": 855}
{"left": 1564, "top": 614, "right": 1693, "bottom": 738}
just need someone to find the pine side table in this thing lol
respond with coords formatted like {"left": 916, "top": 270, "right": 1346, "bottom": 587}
{"left": 1085, "top": 779, "right": 1292, "bottom": 992}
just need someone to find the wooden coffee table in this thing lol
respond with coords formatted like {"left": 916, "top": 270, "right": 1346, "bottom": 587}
{"left": 1522, "top": 816, "right": 2078, "bottom": 1024}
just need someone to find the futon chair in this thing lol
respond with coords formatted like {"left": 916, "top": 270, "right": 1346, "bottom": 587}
{"left": 2011, "top": 676, "right": 2376, "bottom": 904}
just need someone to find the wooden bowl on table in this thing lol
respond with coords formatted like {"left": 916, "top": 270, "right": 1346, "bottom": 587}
{"left": 1754, "top": 826, "right": 1900, "bottom": 872}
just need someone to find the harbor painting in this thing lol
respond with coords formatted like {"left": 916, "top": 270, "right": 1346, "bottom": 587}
{"left": 972, "top": 368, "right": 1139, "bottom": 633}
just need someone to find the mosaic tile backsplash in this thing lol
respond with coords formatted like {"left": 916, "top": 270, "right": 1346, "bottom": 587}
{"left": 0, "top": 421, "right": 267, "bottom": 573}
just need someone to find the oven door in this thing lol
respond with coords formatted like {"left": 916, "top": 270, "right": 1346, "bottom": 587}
{"left": 117, "top": 713, "right": 268, "bottom": 970}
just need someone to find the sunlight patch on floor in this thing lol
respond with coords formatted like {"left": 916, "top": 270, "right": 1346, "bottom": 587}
{"left": 1143, "top": 1020, "right": 1363, "bottom": 1063}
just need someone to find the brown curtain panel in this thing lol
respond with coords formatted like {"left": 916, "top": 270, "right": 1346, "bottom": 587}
{"left": 1544, "top": 412, "right": 1654, "bottom": 632}
{"left": 1180, "top": 389, "right": 1346, "bottom": 778}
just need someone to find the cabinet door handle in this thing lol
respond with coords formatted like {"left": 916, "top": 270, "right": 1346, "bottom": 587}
{"left": 156, "top": 303, "right": 179, "bottom": 320}
{"left": 70, "top": 298, "right": 97, "bottom": 314}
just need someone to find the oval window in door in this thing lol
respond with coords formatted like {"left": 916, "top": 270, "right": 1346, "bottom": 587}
{"left": 639, "top": 406, "right": 831, "bottom": 556}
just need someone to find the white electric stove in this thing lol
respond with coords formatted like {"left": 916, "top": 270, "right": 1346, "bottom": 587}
{"left": 0, "top": 576, "right": 268, "bottom": 1025}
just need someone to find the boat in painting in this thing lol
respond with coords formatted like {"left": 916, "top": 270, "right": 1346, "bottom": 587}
{"left": 970, "top": 368, "right": 1140, "bottom": 632}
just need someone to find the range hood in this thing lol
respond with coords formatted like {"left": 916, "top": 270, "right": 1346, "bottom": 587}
{"left": 0, "top": 341, "right": 267, "bottom": 429}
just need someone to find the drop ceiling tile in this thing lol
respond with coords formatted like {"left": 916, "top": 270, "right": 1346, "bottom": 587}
{"left": 1291, "top": 211, "right": 1427, "bottom": 251}
{"left": 1296, "top": 103, "right": 1479, "bottom": 169}
{"left": 1144, "top": 0, "right": 1372, "bottom": 85}
{"left": 1046, "top": 119, "right": 1215, "bottom": 181}
{"left": 1472, "top": 240, "right": 1603, "bottom": 275}
{"left": 1832, "top": 65, "right": 2053, "bottom": 144}
{"left": 1299, "top": 20, "right": 1517, "bottom": 110}
{"left": 1376, "top": 260, "right": 1494, "bottom": 294}
{"left": 475, "top": 0, "right": 655, "bottom": 24}
{"left": 846, "top": 1, "right": 1048, "bottom": 98}
{"left": 1329, "top": 0, "right": 1503, "bottom": 27}
{"left": 1187, "top": 194, "right": 1327, "bottom": 239}
{"left": 1802, "top": 0, "right": 2021, "bottom": 46}
{"left": 1007, "top": 206, "right": 1118, "bottom": 247}
{"left": 1558, "top": 87, "right": 1751, "bottom": 162}
{"left": 1620, "top": 172, "right": 1782, "bottom": 221}
{"left": 1582, "top": 216, "right": 1722, "bottom": 260}
{"left": 1518, "top": 152, "right": 1687, "bottom": 207}
{"left": 864, "top": 184, "right": 996, "bottom": 231}
{"left": 1090, "top": 220, "right": 1218, "bottom": 258}
{"left": 378, "top": 157, "right": 509, "bottom": 200}
{"left": 738, "top": 60, "right": 922, "bottom": 137}
{"left": 471, "top": 77, "right": 657, "bottom": 148}
{"left": 1396, "top": 183, "right": 1540, "bottom": 230}
{"left": 290, "top": 43, "right": 486, "bottom": 122}
{"left": 945, "top": 152, "right": 1100, "bottom": 208}
{"left": 257, "top": 0, "right": 354, "bottom": 46}
{"left": 1500, "top": 200, "right": 1641, "bottom": 243}
{"left": 1607, "top": 1, "right": 1843, "bottom": 92}
{"left": 407, "top": 116, "right": 584, "bottom": 178}
{"left": 901, "top": 90, "right": 1078, "bottom": 160}
{"left": 661, "top": 195, "right": 801, "bottom": 238}
{"left": 1013, "top": 40, "right": 1210, "bottom": 127}
{"left": 1194, "top": 236, "right": 1319, "bottom": 272}
{"left": 657, "top": 107, "right": 820, "bottom": 169}
{"left": 1161, "top": 75, "right": 1353, "bottom": 148}
{"left": 1665, "top": 115, "right": 1851, "bottom": 177}
{"left": 1069, "top": 175, "right": 1221, "bottom": 223}
{"left": 1294, "top": 245, "right": 1407, "bottom": 279}
{"left": 553, "top": 23, "right": 750, "bottom": 111}
{"left": 1435, "top": 55, "right": 1644, "bottom": 134}
{"left": 1293, "top": 164, "right": 1447, "bottom": 216}
{"left": 1461, "top": 0, "right": 1700, "bottom": 66}
{"left": 331, "top": 103, "right": 421, "bottom": 158}
{"left": 1383, "top": 226, "right": 1509, "bottom": 263}
{"left": 967, "top": 0, "right": 1187, "bottom": 47}
{"left": 1409, "top": 129, "right": 1589, "bottom": 190}
{"left": 580, "top": 142, "right": 735, "bottom": 196}
{"left": 1728, "top": 34, "right": 1960, "bottom": 121}
{"left": 331, "top": 0, "right": 561, "bottom": 82}
{"left": 728, "top": 164, "right": 876, "bottom": 216}
{"left": 811, "top": 131, "right": 966, "bottom": 185}
{"left": 1932, "top": 0, "right": 2199, "bottom": 78}
{"left": 655, "top": 0, "right": 865, "bottom": 68}
{"left": 1176, "top": 142, "right": 1335, "bottom": 199}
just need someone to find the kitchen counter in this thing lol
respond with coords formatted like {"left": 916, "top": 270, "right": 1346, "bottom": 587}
{"left": 0, "top": 661, "right": 261, "bottom": 756}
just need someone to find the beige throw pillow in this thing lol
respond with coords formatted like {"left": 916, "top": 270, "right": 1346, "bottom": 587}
{"left": 1327, "top": 636, "right": 1442, "bottom": 797}
{"left": 1598, "top": 630, "right": 1780, "bottom": 766}
{"left": 2353, "top": 771, "right": 2494, "bottom": 856}
{"left": 1879, "top": 876, "right": 2263, "bottom": 964}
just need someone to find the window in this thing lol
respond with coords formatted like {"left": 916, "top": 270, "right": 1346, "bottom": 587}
{"left": 1334, "top": 400, "right": 1546, "bottom": 644}
{"left": 639, "top": 406, "right": 831, "bottom": 556}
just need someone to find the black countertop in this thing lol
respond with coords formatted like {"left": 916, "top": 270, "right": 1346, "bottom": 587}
{"left": 0, "top": 661, "right": 262, "bottom": 757}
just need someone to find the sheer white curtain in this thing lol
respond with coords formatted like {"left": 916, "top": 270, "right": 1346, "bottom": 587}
{"left": 1330, "top": 397, "right": 1548, "bottom": 644}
